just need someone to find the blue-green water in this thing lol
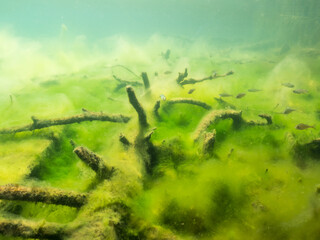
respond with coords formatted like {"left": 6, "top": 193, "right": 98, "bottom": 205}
{"left": 0, "top": 1, "right": 319, "bottom": 239}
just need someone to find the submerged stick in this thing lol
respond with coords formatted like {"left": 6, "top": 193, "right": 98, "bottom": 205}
{"left": 119, "top": 133, "right": 131, "bottom": 146}
{"left": 141, "top": 72, "right": 150, "bottom": 90}
{"left": 113, "top": 75, "right": 143, "bottom": 91}
{"left": 165, "top": 98, "right": 212, "bottom": 110}
{"left": 0, "top": 219, "right": 64, "bottom": 239}
{"left": 194, "top": 110, "right": 243, "bottom": 141}
{"left": 176, "top": 69, "right": 234, "bottom": 87}
{"left": 0, "top": 185, "right": 87, "bottom": 208}
{"left": 74, "top": 146, "right": 115, "bottom": 180}
{"left": 153, "top": 100, "right": 161, "bottom": 118}
{"left": 203, "top": 130, "right": 216, "bottom": 155}
{"left": 126, "top": 86, "right": 148, "bottom": 128}
{"left": 0, "top": 111, "right": 131, "bottom": 135}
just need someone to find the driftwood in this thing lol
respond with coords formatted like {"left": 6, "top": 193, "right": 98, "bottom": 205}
{"left": 0, "top": 185, "right": 87, "bottom": 208}
{"left": 194, "top": 110, "right": 272, "bottom": 141}
{"left": 141, "top": 72, "right": 150, "bottom": 90}
{"left": 176, "top": 68, "right": 234, "bottom": 87}
{"left": 0, "top": 219, "right": 64, "bottom": 239}
{"left": 73, "top": 146, "right": 115, "bottom": 180}
{"left": 202, "top": 130, "right": 216, "bottom": 155}
{"left": 0, "top": 111, "right": 131, "bottom": 135}
{"left": 164, "top": 98, "right": 212, "bottom": 110}
{"left": 126, "top": 86, "right": 148, "bottom": 128}
{"left": 153, "top": 100, "right": 161, "bottom": 118}
{"left": 113, "top": 75, "right": 143, "bottom": 91}
{"left": 119, "top": 133, "right": 131, "bottom": 146}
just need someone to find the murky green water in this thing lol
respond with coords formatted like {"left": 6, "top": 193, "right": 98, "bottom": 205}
{"left": 0, "top": 1, "right": 319, "bottom": 239}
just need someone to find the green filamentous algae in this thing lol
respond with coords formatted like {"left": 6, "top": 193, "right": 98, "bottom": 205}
{"left": 0, "top": 0, "right": 319, "bottom": 239}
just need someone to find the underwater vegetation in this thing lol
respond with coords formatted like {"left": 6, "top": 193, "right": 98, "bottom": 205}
{"left": 0, "top": 31, "right": 320, "bottom": 240}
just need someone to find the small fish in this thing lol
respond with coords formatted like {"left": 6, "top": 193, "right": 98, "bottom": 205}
{"left": 160, "top": 94, "right": 166, "bottom": 101}
{"left": 295, "top": 123, "right": 315, "bottom": 130}
{"left": 283, "top": 107, "right": 296, "bottom": 114}
{"left": 164, "top": 71, "right": 172, "bottom": 75}
{"left": 219, "top": 93, "right": 233, "bottom": 97}
{"left": 248, "top": 88, "right": 262, "bottom": 92}
{"left": 188, "top": 88, "right": 196, "bottom": 94}
{"left": 282, "top": 83, "right": 295, "bottom": 88}
{"left": 236, "top": 93, "right": 246, "bottom": 99}
{"left": 293, "top": 89, "right": 308, "bottom": 94}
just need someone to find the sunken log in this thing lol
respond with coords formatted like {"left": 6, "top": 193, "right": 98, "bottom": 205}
{"left": 0, "top": 185, "right": 87, "bottom": 208}
{"left": 153, "top": 100, "right": 161, "bottom": 118}
{"left": 74, "top": 146, "right": 115, "bottom": 180}
{"left": 0, "top": 111, "right": 131, "bottom": 135}
{"left": 176, "top": 69, "right": 233, "bottom": 87}
{"left": 119, "top": 133, "right": 131, "bottom": 146}
{"left": 126, "top": 86, "right": 148, "bottom": 128}
{"left": 194, "top": 110, "right": 243, "bottom": 141}
{"left": 141, "top": 72, "right": 150, "bottom": 90}
{"left": 203, "top": 130, "right": 216, "bottom": 155}
{"left": 0, "top": 219, "right": 64, "bottom": 239}
{"left": 164, "top": 98, "right": 212, "bottom": 110}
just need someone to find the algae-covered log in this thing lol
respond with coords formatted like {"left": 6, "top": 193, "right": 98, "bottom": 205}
{"left": 0, "top": 111, "right": 131, "bottom": 134}
{"left": 153, "top": 100, "right": 161, "bottom": 118}
{"left": 164, "top": 98, "right": 212, "bottom": 110}
{"left": 0, "top": 185, "right": 87, "bottom": 208}
{"left": 194, "top": 110, "right": 243, "bottom": 141}
{"left": 0, "top": 219, "right": 64, "bottom": 239}
{"left": 126, "top": 86, "right": 148, "bottom": 128}
{"left": 73, "top": 146, "right": 115, "bottom": 180}
{"left": 141, "top": 72, "right": 150, "bottom": 90}
{"left": 202, "top": 130, "right": 216, "bottom": 155}
{"left": 176, "top": 68, "right": 234, "bottom": 87}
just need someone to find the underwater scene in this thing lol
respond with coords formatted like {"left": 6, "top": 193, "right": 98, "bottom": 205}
{"left": 0, "top": 0, "right": 320, "bottom": 239}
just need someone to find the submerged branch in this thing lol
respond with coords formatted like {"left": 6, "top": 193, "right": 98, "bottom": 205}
{"left": 126, "top": 86, "right": 148, "bottom": 128}
{"left": 202, "top": 130, "right": 216, "bottom": 155}
{"left": 0, "top": 185, "right": 87, "bottom": 208}
{"left": 153, "top": 100, "right": 161, "bottom": 119}
{"left": 164, "top": 98, "right": 212, "bottom": 110}
{"left": 194, "top": 110, "right": 272, "bottom": 141}
{"left": 113, "top": 75, "right": 143, "bottom": 92}
{"left": 176, "top": 69, "right": 234, "bottom": 87}
{"left": 0, "top": 111, "right": 131, "bottom": 135}
{"left": 74, "top": 146, "right": 115, "bottom": 180}
{"left": 0, "top": 219, "right": 64, "bottom": 239}
{"left": 119, "top": 133, "right": 131, "bottom": 146}
{"left": 141, "top": 72, "right": 150, "bottom": 90}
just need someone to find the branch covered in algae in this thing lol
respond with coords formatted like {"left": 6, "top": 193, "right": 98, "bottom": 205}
{"left": 0, "top": 111, "right": 131, "bottom": 134}
{"left": 0, "top": 219, "right": 64, "bottom": 239}
{"left": 0, "top": 185, "right": 87, "bottom": 208}
{"left": 176, "top": 68, "right": 234, "bottom": 87}
{"left": 113, "top": 75, "right": 143, "bottom": 91}
{"left": 153, "top": 100, "right": 161, "bottom": 118}
{"left": 126, "top": 86, "right": 148, "bottom": 128}
{"left": 141, "top": 72, "right": 150, "bottom": 90}
{"left": 164, "top": 98, "right": 212, "bottom": 110}
{"left": 73, "top": 146, "right": 115, "bottom": 180}
{"left": 194, "top": 110, "right": 272, "bottom": 141}
{"left": 202, "top": 130, "right": 216, "bottom": 155}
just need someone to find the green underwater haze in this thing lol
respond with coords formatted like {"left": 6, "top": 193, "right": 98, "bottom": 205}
{"left": 0, "top": 0, "right": 320, "bottom": 239}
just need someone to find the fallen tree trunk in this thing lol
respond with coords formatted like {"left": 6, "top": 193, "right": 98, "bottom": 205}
{"left": 0, "top": 219, "right": 64, "bottom": 239}
{"left": 0, "top": 185, "right": 87, "bottom": 208}
{"left": 164, "top": 98, "right": 212, "bottom": 110}
{"left": 73, "top": 146, "right": 115, "bottom": 180}
{"left": 0, "top": 111, "right": 131, "bottom": 134}
{"left": 126, "top": 86, "right": 148, "bottom": 128}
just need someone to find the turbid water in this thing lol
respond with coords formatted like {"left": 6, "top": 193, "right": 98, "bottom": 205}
{"left": 0, "top": 1, "right": 320, "bottom": 239}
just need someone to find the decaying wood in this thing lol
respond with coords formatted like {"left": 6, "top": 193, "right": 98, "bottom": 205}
{"left": 126, "top": 86, "right": 148, "bottom": 128}
{"left": 113, "top": 75, "right": 143, "bottom": 91}
{"left": 202, "top": 130, "right": 216, "bottom": 155}
{"left": 194, "top": 110, "right": 273, "bottom": 141}
{"left": 194, "top": 110, "right": 244, "bottom": 141}
{"left": 0, "top": 111, "right": 131, "bottom": 135}
{"left": 0, "top": 219, "right": 64, "bottom": 239}
{"left": 0, "top": 185, "right": 87, "bottom": 208}
{"left": 153, "top": 100, "right": 161, "bottom": 119}
{"left": 119, "top": 133, "right": 131, "bottom": 146}
{"left": 164, "top": 98, "right": 212, "bottom": 110}
{"left": 176, "top": 68, "right": 234, "bottom": 87}
{"left": 73, "top": 146, "right": 115, "bottom": 180}
{"left": 141, "top": 72, "right": 150, "bottom": 90}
